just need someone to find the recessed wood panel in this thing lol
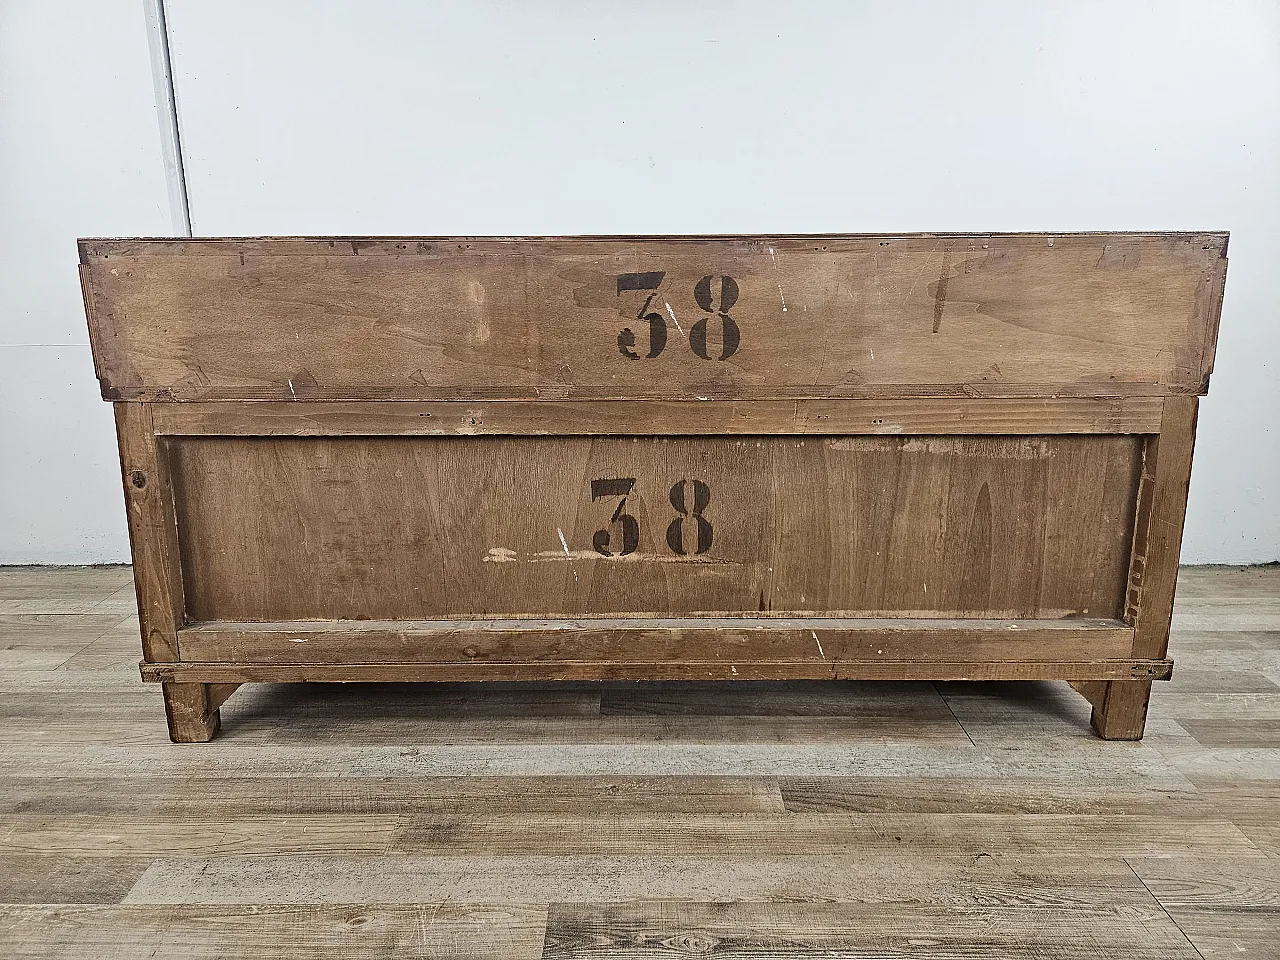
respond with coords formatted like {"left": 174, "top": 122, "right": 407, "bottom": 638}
{"left": 80, "top": 233, "right": 1227, "bottom": 401}
{"left": 169, "top": 434, "right": 1142, "bottom": 622}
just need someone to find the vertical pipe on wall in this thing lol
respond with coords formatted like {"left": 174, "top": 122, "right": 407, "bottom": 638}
{"left": 142, "top": 0, "right": 191, "bottom": 236}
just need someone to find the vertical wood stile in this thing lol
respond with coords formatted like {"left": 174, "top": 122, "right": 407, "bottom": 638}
{"left": 114, "top": 402, "right": 185, "bottom": 661}
{"left": 1091, "top": 395, "right": 1200, "bottom": 738}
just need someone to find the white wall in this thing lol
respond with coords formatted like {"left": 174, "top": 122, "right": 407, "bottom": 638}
{"left": 0, "top": 1, "right": 175, "bottom": 563}
{"left": 2, "top": 1, "right": 1277, "bottom": 563}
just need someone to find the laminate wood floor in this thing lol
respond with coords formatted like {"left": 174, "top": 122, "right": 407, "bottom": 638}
{"left": 0, "top": 565, "right": 1276, "bottom": 958}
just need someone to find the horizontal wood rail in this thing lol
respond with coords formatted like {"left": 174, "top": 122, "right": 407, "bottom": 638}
{"left": 144, "top": 660, "right": 1173, "bottom": 685}
{"left": 168, "top": 617, "right": 1146, "bottom": 677}
{"left": 82, "top": 233, "right": 1228, "bottom": 402}
{"left": 150, "top": 398, "right": 1165, "bottom": 437}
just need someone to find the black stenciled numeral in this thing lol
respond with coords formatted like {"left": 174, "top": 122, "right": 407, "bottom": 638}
{"left": 666, "top": 479, "right": 713, "bottom": 555}
{"left": 616, "top": 272, "right": 667, "bottom": 360}
{"left": 590, "top": 477, "right": 639, "bottom": 556}
{"left": 691, "top": 275, "right": 740, "bottom": 361}
{"left": 615, "top": 271, "right": 741, "bottom": 360}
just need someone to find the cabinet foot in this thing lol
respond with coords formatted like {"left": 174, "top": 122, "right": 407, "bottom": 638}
{"left": 1069, "top": 679, "right": 1152, "bottom": 740}
{"left": 162, "top": 682, "right": 240, "bottom": 743}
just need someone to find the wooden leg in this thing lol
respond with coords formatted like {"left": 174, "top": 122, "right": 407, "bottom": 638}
{"left": 1069, "top": 679, "right": 1152, "bottom": 740}
{"left": 162, "top": 682, "right": 240, "bottom": 743}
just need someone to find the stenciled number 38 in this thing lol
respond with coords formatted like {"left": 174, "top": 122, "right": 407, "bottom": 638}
{"left": 616, "top": 272, "right": 740, "bottom": 362}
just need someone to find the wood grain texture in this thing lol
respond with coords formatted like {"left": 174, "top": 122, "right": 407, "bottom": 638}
{"left": 149, "top": 397, "right": 1166, "bottom": 436}
{"left": 387, "top": 812, "right": 1259, "bottom": 859}
{"left": 175, "top": 617, "right": 1136, "bottom": 666}
{"left": 0, "top": 904, "right": 547, "bottom": 960}
{"left": 168, "top": 434, "right": 1142, "bottom": 621}
{"left": 1087, "top": 396, "right": 1201, "bottom": 739}
{"left": 1131, "top": 397, "right": 1200, "bottom": 657}
{"left": 2, "top": 566, "right": 1274, "bottom": 959}
{"left": 157, "top": 681, "right": 240, "bottom": 744}
{"left": 79, "top": 233, "right": 1228, "bottom": 401}
{"left": 113, "top": 404, "right": 181, "bottom": 661}
{"left": 0, "top": 856, "right": 149, "bottom": 905}
{"left": 83, "top": 233, "right": 1222, "bottom": 743}
{"left": 119, "top": 852, "right": 1159, "bottom": 908}
{"left": 160, "top": 682, "right": 231, "bottom": 743}
{"left": 777, "top": 776, "right": 1215, "bottom": 816}
{"left": 0, "top": 776, "right": 785, "bottom": 817}
{"left": 139, "top": 657, "right": 1174, "bottom": 684}
{"left": 540, "top": 901, "right": 1205, "bottom": 959}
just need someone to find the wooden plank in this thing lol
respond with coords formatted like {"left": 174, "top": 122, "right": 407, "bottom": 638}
{"left": 113, "top": 403, "right": 182, "bottom": 661}
{"left": 540, "top": 901, "right": 1202, "bottom": 959}
{"left": 1196, "top": 246, "right": 1230, "bottom": 386}
{"left": 1, "top": 813, "right": 396, "bottom": 857}
{"left": 778, "top": 777, "right": 1214, "bottom": 816}
{"left": 149, "top": 397, "right": 1166, "bottom": 436}
{"left": 0, "top": 614, "right": 129, "bottom": 672}
{"left": 1178, "top": 718, "right": 1280, "bottom": 747}
{"left": 1173, "top": 565, "right": 1280, "bottom": 599}
{"left": 167, "top": 434, "right": 1143, "bottom": 621}
{"left": 0, "top": 776, "right": 786, "bottom": 816}
{"left": 79, "top": 233, "right": 1228, "bottom": 401}
{"left": 0, "top": 564, "right": 132, "bottom": 600}
{"left": 390, "top": 812, "right": 1258, "bottom": 859}
{"left": 119, "top": 852, "right": 1164, "bottom": 908}
{"left": 1131, "top": 397, "right": 1201, "bottom": 657}
{"left": 1129, "top": 856, "right": 1280, "bottom": 910}
{"left": 176, "top": 617, "right": 1136, "bottom": 665}
{"left": 596, "top": 681, "right": 951, "bottom": 718}
{"left": 1146, "top": 908, "right": 1280, "bottom": 960}
{"left": 5, "top": 564, "right": 1278, "bottom": 951}
{"left": 139, "top": 658, "right": 1174, "bottom": 683}
{"left": 1131, "top": 854, "right": 1280, "bottom": 960}
{"left": 0, "top": 855, "right": 148, "bottom": 904}
{"left": 0, "top": 904, "right": 547, "bottom": 960}
{"left": 1095, "top": 395, "right": 1199, "bottom": 739}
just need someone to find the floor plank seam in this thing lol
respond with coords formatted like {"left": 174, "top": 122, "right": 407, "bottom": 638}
{"left": 1123, "top": 857, "right": 1209, "bottom": 960}
{"left": 934, "top": 682, "right": 978, "bottom": 747}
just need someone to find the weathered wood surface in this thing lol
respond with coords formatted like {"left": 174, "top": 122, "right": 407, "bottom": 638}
{"left": 113, "top": 404, "right": 184, "bottom": 662}
{"left": 167, "top": 434, "right": 1142, "bottom": 621}
{"left": 160, "top": 682, "right": 240, "bottom": 744}
{"left": 540, "top": 901, "right": 1204, "bottom": 959}
{"left": 80, "top": 233, "right": 1228, "bottom": 401}
{"left": 149, "top": 397, "right": 1167, "bottom": 436}
{"left": 2, "top": 565, "right": 1276, "bottom": 960}
{"left": 1130, "top": 397, "right": 1200, "bottom": 657}
{"left": 175, "top": 617, "right": 1136, "bottom": 665}
{"left": 83, "top": 235, "right": 1224, "bottom": 743}
{"left": 139, "top": 657, "right": 1173, "bottom": 684}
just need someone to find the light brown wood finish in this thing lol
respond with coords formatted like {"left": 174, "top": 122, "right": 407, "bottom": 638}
{"left": 81, "top": 233, "right": 1226, "bottom": 401}
{"left": 150, "top": 397, "right": 1167, "bottom": 436}
{"left": 113, "top": 404, "right": 183, "bottom": 663}
{"left": 160, "top": 681, "right": 241, "bottom": 744}
{"left": 1, "top": 566, "right": 1276, "bottom": 959}
{"left": 167, "top": 434, "right": 1142, "bottom": 622}
{"left": 140, "top": 657, "right": 1173, "bottom": 684}
{"left": 82, "top": 233, "right": 1227, "bottom": 742}
{"left": 1130, "top": 397, "right": 1201, "bottom": 657}
{"left": 1088, "top": 396, "right": 1202, "bottom": 739}
{"left": 175, "top": 617, "right": 1137, "bottom": 665}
